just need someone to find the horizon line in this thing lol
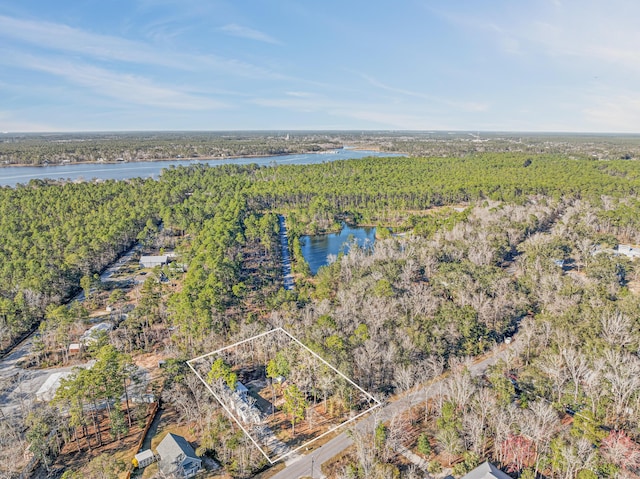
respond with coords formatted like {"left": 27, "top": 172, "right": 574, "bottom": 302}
{"left": 3, "top": 129, "right": 640, "bottom": 136}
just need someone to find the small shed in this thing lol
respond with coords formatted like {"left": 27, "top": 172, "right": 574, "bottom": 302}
{"left": 133, "top": 449, "right": 157, "bottom": 468}
{"left": 131, "top": 393, "right": 156, "bottom": 404}
{"left": 140, "top": 255, "right": 169, "bottom": 268}
{"left": 68, "top": 343, "right": 81, "bottom": 354}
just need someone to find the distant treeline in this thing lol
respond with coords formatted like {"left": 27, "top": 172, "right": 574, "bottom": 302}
{"left": 4, "top": 131, "right": 640, "bottom": 166}
{"left": 378, "top": 133, "right": 640, "bottom": 160}
{"left": 0, "top": 132, "right": 342, "bottom": 165}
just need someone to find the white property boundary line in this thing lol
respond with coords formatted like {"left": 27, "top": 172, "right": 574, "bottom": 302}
{"left": 186, "top": 359, "right": 271, "bottom": 461}
{"left": 187, "top": 327, "right": 382, "bottom": 464}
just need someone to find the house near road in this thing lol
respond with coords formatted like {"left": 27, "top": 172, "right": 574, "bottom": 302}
{"left": 460, "top": 461, "right": 512, "bottom": 479}
{"left": 139, "top": 255, "right": 169, "bottom": 268}
{"left": 156, "top": 433, "right": 202, "bottom": 478}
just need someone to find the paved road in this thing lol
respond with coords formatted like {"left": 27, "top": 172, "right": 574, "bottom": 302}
{"left": 270, "top": 343, "right": 513, "bottom": 479}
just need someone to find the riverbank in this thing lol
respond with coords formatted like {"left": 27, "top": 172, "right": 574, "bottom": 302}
{"left": 0, "top": 149, "right": 405, "bottom": 187}
{"left": 0, "top": 148, "right": 343, "bottom": 168}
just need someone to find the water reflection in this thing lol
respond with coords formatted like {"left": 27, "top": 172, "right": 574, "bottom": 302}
{"left": 301, "top": 224, "right": 376, "bottom": 274}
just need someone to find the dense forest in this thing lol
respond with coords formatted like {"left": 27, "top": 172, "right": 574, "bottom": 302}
{"left": 3, "top": 151, "right": 640, "bottom": 478}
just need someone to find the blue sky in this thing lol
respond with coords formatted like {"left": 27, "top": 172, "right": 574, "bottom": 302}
{"left": 0, "top": 0, "right": 638, "bottom": 132}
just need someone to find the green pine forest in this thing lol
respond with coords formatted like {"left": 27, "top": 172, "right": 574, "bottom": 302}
{"left": 4, "top": 152, "right": 640, "bottom": 478}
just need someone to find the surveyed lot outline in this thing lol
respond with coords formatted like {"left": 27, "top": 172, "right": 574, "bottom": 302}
{"left": 187, "top": 327, "right": 381, "bottom": 463}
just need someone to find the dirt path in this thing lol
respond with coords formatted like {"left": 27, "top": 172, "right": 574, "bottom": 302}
{"left": 278, "top": 215, "right": 294, "bottom": 291}
{"left": 141, "top": 407, "right": 165, "bottom": 451}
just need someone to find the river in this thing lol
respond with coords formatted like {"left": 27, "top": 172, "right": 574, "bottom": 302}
{"left": 0, "top": 149, "right": 402, "bottom": 187}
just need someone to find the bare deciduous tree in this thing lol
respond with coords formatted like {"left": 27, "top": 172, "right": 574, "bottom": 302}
{"left": 603, "top": 350, "right": 640, "bottom": 424}
{"left": 446, "top": 360, "right": 476, "bottom": 410}
{"left": 539, "top": 352, "right": 569, "bottom": 403}
{"left": 601, "top": 310, "right": 632, "bottom": 349}
{"left": 561, "top": 348, "right": 589, "bottom": 403}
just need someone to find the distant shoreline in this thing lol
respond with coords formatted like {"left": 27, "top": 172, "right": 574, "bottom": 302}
{"left": 0, "top": 145, "right": 401, "bottom": 169}
{"left": 0, "top": 150, "right": 326, "bottom": 169}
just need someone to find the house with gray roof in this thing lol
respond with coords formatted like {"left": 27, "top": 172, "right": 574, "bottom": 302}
{"left": 460, "top": 461, "right": 512, "bottom": 479}
{"left": 156, "top": 433, "right": 202, "bottom": 478}
{"left": 140, "top": 255, "right": 169, "bottom": 268}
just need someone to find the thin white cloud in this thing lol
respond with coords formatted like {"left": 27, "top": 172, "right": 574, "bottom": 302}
{"left": 251, "top": 94, "right": 454, "bottom": 129}
{"left": 0, "top": 14, "right": 184, "bottom": 68}
{"left": 0, "top": 14, "right": 287, "bottom": 80}
{"left": 285, "top": 91, "right": 314, "bottom": 98}
{"left": 252, "top": 97, "right": 318, "bottom": 112}
{"left": 220, "top": 23, "right": 281, "bottom": 45}
{"left": 437, "top": 2, "right": 640, "bottom": 72}
{"left": 360, "top": 73, "right": 489, "bottom": 112}
{"left": 8, "top": 53, "right": 228, "bottom": 110}
{"left": 424, "top": 6, "right": 522, "bottom": 55}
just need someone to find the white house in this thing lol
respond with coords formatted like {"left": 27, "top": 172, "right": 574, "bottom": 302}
{"left": 139, "top": 255, "right": 169, "bottom": 268}
{"left": 36, "top": 360, "right": 95, "bottom": 402}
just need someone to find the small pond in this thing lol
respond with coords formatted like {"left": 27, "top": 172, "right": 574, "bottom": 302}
{"left": 300, "top": 224, "right": 376, "bottom": 274}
